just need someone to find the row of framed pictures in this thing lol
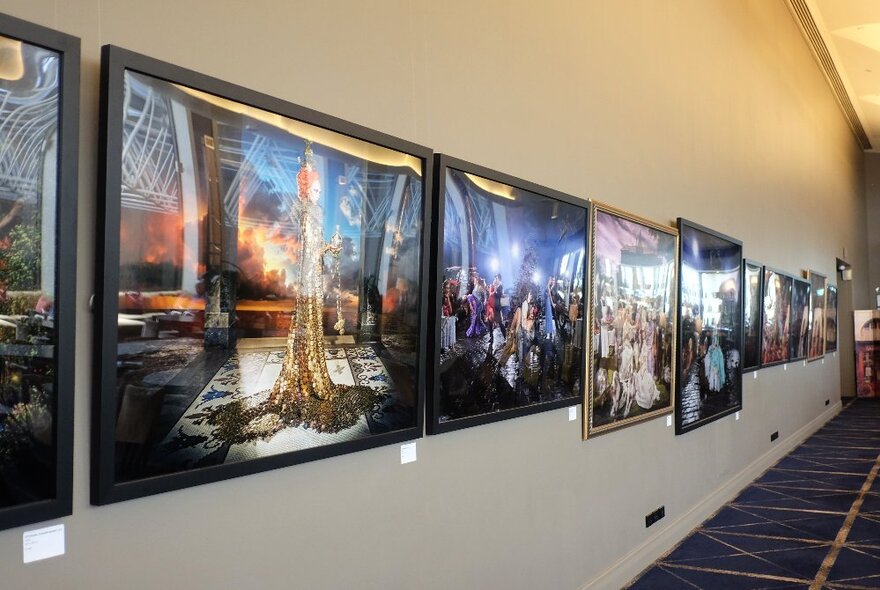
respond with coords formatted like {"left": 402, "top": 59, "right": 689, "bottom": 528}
{"left": 0, "top": 13, "right": 842, "bottom": 532}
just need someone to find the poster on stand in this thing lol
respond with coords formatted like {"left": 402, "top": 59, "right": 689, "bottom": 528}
{"left": 854, "top": 310, "right": 880, "bottom": 398}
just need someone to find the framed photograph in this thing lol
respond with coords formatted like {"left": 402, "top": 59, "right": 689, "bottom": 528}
{"left": 742, "top": 260, "right": 763, "bottom": 373}
{"left": 93, "top": 46, "right": 431, "bottom": 504}
{"left": 826, "top": 284, "right": 838, "bottom": 354}
{"left": 585, "top": 202, "right": 677, "bottom": 438}
{"left": 428, "top": 155, "right": 587, "bottom": 434}
{"left": 0, "top": 14, "right": 78, "bottom": 531}
{"left": 806, "top": 270, "right": 826, "bottom": 361}
{"left": 675, "top": 219, "right": 743, "bottom": 435}
{"left": 761, "top": 268, "right": 792, "bottom": 367}
{"left": 789, "top": 278, "right": 810, "bottom": 362}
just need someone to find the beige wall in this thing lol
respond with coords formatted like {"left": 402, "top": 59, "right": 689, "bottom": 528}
{"left": 0, "top": 1, "right": 870, "bottom": 588}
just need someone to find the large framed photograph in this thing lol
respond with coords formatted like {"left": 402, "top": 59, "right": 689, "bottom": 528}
{"left": 585, "top": 202, "right": 677, "bottom": 438}
{"left": 826, "top": 284, "right": 838, "bottom": 354}
{"left": 742, "top": 260, "right": 763, "bottom": 373}
{"left": 675, "top": 219, "right": 743, "bottom": 435}
{"left": 0, "top": 14, "right": 78, "bottom": 531}
{"left": 93, "top": 46, "right": 431, "bottom": 504}
{"left": 428, "top": 156, "right": 587, "bottom": 434}
{"left": 761, "top": 268, "right": 792, "bottom": 367}
{"left": 789, "top": 278, "right": 810, "bottom": 362}
{"left": 806, "top": 270, "right": 826, "bottom": 361}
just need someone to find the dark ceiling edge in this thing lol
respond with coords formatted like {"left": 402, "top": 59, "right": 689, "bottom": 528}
{"left": 786, "top": 0, "right": 872, "bottom": 150}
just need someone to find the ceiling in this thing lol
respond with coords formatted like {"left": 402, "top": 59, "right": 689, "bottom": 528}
{"left": 794, "top": 0, "right": 880, "bottom": 150}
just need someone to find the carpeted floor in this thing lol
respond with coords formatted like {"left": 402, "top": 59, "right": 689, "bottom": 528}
{"left": 627, "top": 399, "right": 880, "bottom": 589}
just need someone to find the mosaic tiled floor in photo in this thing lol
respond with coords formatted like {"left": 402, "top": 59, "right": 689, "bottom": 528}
{"left": 628, "top": 399, "right": 880, "bottom": 589}
{"left": 152, "top": 345, "right": 397, "bottom": 469}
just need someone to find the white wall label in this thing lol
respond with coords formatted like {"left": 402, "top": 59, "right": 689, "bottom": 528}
{"left": 822, "top": 359, "right": 825, "bottom": 365}
{"left": 735, "top": 411, "right": 740, "bottom": 421}
{"left": 568, "top": 406, "right": 577, "bottom": 421}
{"left": 23, "top": 524, "right": 65, "bottom": 564}
{"left": 400, "top": 442, "right": 417, "bottom": 464}
{"left": 784, "top": 364, "right": 787, "bottom": 371}
{"left": 666, "top": 415, "right": 672, "bottom": 427}
{"left": 754, "top": 372, "right": 758, "bottom": 379}
{"left": 803, "top": 360, "right": 806, "bottom": 367}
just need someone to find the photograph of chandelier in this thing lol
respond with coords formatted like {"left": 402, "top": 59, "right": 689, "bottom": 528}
{"left": 93, "top": 46, "right": 431, "bottom": 504}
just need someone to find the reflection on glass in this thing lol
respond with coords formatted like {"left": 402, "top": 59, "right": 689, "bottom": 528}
{"left": 114, "top": 71, "right": 423, "bottom": 481}
{"left": 789, "top": 280, "right": 810, "bottom": 361}
{"left": 437, "top": 168, "right": 586, "bottom": 423}
{"left": 590, "top": 210, "right": 676, "bottom": 433}
{"left": 762, "top": 270, "right": 792, "bottom": 365}
{"left": 677, "top": 224, "right": 741, "bottom": 430}
{"left": 825, "top": 285, "right": 838, "bottom": 353}
{"left": 0, "top": 36, "right": 59, "bottom": 506}
{"left": 743, "top": 262, "right": 762, "bottom": 370}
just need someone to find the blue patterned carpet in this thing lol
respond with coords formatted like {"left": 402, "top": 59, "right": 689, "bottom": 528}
{"left": 628, "top": 399, "right": 880, "bottom": 589}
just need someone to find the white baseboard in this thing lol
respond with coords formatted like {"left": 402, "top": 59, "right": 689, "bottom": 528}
{"left": 581, "top": 401, "right": 842, "bottom": 590}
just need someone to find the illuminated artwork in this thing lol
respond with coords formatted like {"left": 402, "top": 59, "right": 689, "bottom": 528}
{"left": 430, "top": 156, "right": 587, "bottom": 433}
{"left": 806, "top": 271, "right": 826, "bottom": 361}
{"left": 789, "top": 278, "right": 810, "bottom": 362}
{"left": 676, "top": 220, "right": 742, "bottom": 434}
{"left": 0, "top": 15, "right": 78, "bottom": 529}
{"left": 761, "top": 268, "right": 792, "bottom": 367}
{"left": 743, "top": 260, "right": 762, "bottom": 372}
{"left": 586, "top": 203, "right": 677, "bottom": 438}
{"left": 94, "top": 47, "right": 429, "bottom": 503}
{"left": 855, "top": 310, "right": 880, "bottom": 398}
{"left": 825, "top": 284, "right": 838, "bottom": 354}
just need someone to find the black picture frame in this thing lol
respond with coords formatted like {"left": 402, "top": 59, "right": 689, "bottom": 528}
{"left": 93, "top": 45, "right": 432, "bottom": 504}
{"left": 0, "top": 13, "right": 78, "bottom": 531}
{"left": 675, "top": 219, "right": 743, "bottom": 435}
{"left": 825, "top": 284, "right": 838, "bottom": 354}
{"left": 789, "top": 277, "right": 811, "bottom": 362}
{"left": 585, "top": 201, "right": 678, "bottom": 438}
{"left": 742, "top": 259, "right": 763, "bottom": 373}
{"left": 760, "top": 267, "right": 793, "bottom": 368}
{"left": 427, "top": 154, "right": 588, "bottom": 435}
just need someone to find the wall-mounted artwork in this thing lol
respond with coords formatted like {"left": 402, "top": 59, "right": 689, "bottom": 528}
{"left": 93, "top": 46, "right": 431, "bottom": 504}
{"left": 761, "top": 268, "right": 792, "bottom": 367}
{"left": 675, "top": 219, "right": 743, "bottom": 435}
{"left": 789, "top": 278, "right": 810, "bottom": 362}
{"left": 742, "top": 260, "right": 763, "bottom": 373}
{"left": 585, "top": 202, "right": 677, "bottom": 438}
{"left": 826, "top": 284, "right": 838, "bottom": 354}
{"left": 806, "top": 270, "right": 826, "bottom": 361}
{"left": 428, "top": 156, "right": 587, "bottom": 433}
{"left": 0, "top": 14, "right": 78, "bottom": 531}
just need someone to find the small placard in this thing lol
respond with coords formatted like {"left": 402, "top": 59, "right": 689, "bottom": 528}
{"left": 568, "top": 406, "right": 577, "bottom": 421}
{"left": 822, "top": 358, "right": 825, "bottom": 365}
{"left": 784, "top": 364, "right": 787, "bottom": 371}
{"left": 400, "top": 442, "right": 417, "bottom": 464}
{"left": 753, "top": 372, "right": 757, "bottom": 379}
{"left": 666, "top": 415, "right": 672, "bottom": 427}
{"left": 23, "top": 524, "right": 65, "bottom": 564}
{"left": 735, "top": 411, "right": 740, "bottom": 421}
{"left": 803, "top": 360, "right": 806, "bottom": 367}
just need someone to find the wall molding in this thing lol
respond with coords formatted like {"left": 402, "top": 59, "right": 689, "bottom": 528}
{"left": 581, "top": 400, "right": 843, "bottom": 590}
